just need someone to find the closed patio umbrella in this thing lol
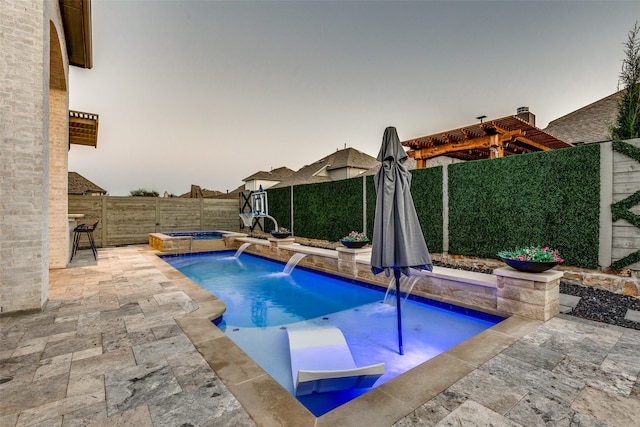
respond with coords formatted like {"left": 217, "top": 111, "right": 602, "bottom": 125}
{"left": 370, "top": 127, "right": 433, "bottom": 355}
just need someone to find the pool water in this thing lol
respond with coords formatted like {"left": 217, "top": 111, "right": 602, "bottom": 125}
{"left": 164, "top": 231, "right": 222, "bottom": 240}
{"left": 165, "top": 251, "right": 503, "bottom": 416}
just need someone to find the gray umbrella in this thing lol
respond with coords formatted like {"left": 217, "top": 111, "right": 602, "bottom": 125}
{"left": 370, "top": 127, "right": 433, "bottom": 355}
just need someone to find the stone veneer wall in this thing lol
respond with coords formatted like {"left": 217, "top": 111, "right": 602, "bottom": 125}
{"left": 223, "top": 235, "right": 562, "bottom": 321}
{"left": 48, "top": 60, "right": 70, "bottom": 269}
{"left": 0, "top": 1, "right": 67, "bottom": 313}
{"left": 245, "top": 231, "right": 640, "bottom": 298}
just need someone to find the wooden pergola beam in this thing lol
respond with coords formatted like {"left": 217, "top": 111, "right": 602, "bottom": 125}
{"left": 408, "top": 130, "right": 528, "bottom": 159}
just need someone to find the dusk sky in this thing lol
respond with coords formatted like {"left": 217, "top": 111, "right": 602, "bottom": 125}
{"left": 69, "top": 1, "right": 638, "bottom": 196}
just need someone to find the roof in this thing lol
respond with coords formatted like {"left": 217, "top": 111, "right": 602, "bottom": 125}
{"left": 325, "top": 147, "right": 380, "bottom": 171}
{"left": 544, "top": 91, "right": 621, "bottom": 145}
{"left": 178, "top": 185, "right": 243, "bottom": 199}
{"left": 403, "top": 115, "right": 572, "bottom": 162}
{"left": 69, "top": 110, "right": 99, "bottom": 147}
{"left": 272, "top": 147, "right": 379, "bottom": 188}
{"left": 243, "top": 166, "right": 295, "bottom": 182}
{"left": 68, "top": 171, "right": 106, "bottom": 195}
{"left": 59, "top": 0, "right": 93, "bottom": 69}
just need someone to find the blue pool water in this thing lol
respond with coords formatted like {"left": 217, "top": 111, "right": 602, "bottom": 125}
{"left": 164, "top": 251, "right": 503, "bottom": 416}
{"left": 165, "top": 231, "right": 222, "bottom": 240}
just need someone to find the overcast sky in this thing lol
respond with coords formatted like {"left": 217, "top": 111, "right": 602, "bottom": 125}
{"left": 69, "top": 0, "right": 638, "bottom": 196}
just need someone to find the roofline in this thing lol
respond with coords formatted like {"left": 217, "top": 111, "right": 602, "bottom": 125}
{"left": 59, "top": 0, "right": 93, "bottom": 69}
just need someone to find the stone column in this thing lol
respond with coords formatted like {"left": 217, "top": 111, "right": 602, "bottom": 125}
{"left": 268, "top": 237, "right": 295, "bottom": 248}
{"left": 494, "top": 267, "right": 562, "bottom": 321}
{"left": 336, "top": 247, "right": 371, "bottom": 276}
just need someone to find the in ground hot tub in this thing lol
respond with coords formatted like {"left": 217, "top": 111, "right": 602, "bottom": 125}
{"left": 149, "top": 231, "right": 226, "bottom": 253}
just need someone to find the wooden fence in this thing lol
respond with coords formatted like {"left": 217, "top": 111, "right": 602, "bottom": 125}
{"left": 68, "top": 195, "right": 240, "bottom": 247}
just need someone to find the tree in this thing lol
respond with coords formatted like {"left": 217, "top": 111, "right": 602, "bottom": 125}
{"left": 129, "top": 188, "right": 159, "bottom": 197}
{"left": 612, "top": 22, "right": 640, "bottom": 140}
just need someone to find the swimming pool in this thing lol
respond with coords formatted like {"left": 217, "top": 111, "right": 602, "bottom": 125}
{"left": 164, "top": 251, "right": 504, "bottom": 416}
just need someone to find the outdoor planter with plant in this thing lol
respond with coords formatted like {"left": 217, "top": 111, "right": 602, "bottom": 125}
{"left": 498, "top": 245, "right": 564, "bottom": 272}
{"left": 271, "top": 227, "right": 291, "bottom": 238}
{"left": 341, "top": 231, "right": 370, "bottom": 248}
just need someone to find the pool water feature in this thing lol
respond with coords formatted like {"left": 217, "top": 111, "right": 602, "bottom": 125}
{"left": 165, "top": 251, "right": 504, "bottom": 416}
{"left": 149, "top": 231, "right": 225, "bottom": 253}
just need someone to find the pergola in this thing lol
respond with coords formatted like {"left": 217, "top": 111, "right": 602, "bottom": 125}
{"left": 69, "top": 110, "right": 99, "bottom": 148}
{"left": 402, "top": 115, "right": 572, "bottom": 167}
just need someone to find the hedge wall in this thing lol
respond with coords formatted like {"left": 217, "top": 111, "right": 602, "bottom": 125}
{"left": 448, "top": 144, "right": 600, "bottom": 268}
{"left": 409, "top": 166, "right": 444, "bottom": 253}
{"left": 265, "top": 186, "right": 291, "bottom": 232}
{"left": 292, "top": 178, "right": 365, "bottom": 241}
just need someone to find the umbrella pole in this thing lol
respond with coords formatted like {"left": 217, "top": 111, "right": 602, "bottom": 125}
{"left": 395, "top": 269, "right": 404, "bottom": 355}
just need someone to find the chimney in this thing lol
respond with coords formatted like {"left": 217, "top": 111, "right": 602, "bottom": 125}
{"left": 516, "top": 106, "right": 535, "bottom": 127}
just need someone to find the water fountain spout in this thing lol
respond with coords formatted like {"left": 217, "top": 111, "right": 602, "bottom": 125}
{"left": 234, "top": 242, "right": 253, "bottom": 258}
{"left": 383, "top": 275, "right": 420, "bottom": 306}
{"left": 283, "top": 253, "right": 307, "bottom": 275}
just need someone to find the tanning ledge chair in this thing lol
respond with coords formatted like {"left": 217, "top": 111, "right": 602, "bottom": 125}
{"left": 287, "top": 326, "right": 385, "bottom": 396}
{"left": 71, "top": 220, "right": 99, "bottom": 261}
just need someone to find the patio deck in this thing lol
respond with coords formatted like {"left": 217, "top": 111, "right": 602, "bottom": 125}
{"left": 1, "top": 245, "right": 638, "bottom": 426}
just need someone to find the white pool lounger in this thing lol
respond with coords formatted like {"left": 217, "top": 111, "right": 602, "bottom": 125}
{"left": 287, "top": 327, "right": 385, "bottom": 396}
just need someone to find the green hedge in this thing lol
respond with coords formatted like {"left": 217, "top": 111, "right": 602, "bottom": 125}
{"left": 365, "top": 167, "right": 442, "bottom": 251}
{"left": 265, "top": 186, "right": 291, "bottom": 232}
{"left": 292, "top": 178, "right": 365, "bottom": 241}
{"left": 448, "top": 144, "right": 600, "bottom": 268}
{"left": 409, "top": 166, "right": 444, "bottom": 253}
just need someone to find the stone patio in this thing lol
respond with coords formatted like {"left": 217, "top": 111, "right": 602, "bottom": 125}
{"left": 1, "top": 245, "right": 638, "bottom": 426}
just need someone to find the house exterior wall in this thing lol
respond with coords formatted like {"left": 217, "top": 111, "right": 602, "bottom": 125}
{"left": 0, "top": 1, "right": 67, "bottom": 313}
{"left": 244, "top": 179, "right": 279, "bottom": 191}
{"left": 327, "top": 167, "right": 368, "bottom": 181}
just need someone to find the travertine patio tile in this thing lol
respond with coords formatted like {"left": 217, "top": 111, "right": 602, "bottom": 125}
{"left": 16, "top": 392, "right": 106, "bottom": 426}
{"left": 34, "top": 353, "right": 72, "bottom": 381}
{"left": 0, "top": 352, "right": 41, "bottom": 384}
{"left": 72, "top": 346, "right": 103, "bottom": 361}
{"left": 70, "top": 347, "right": 136, "bottom": 378}
{"left": 501, "top": 339, "right": 565, "bottom": 370}
{"left": 480, "top": 354, "right": 584, "bottom": 405}
{"left": 0, "top": 373, "right": 68, "bottom": 415}
{"left": 434, "top": 400, "right": 522, "bottom": 427}
{"left": 166, "top": 350, "right": 219, "bottom": 392}
{"left": 61, "top": 402, "right": 108, "bottom": 426}
{"left": 68, "top": 372, "right": 104, "bottom": 397}
{"left": 105, "top": 363, "right": 181, "bottom": 417}
{"left": 102, "top": 330, "right": 156, "bottom": 353}
{"left": 148, "top": 383, "right": 254, "bottom": 427}
{"left": 571, "top": 385, "right": 640, "bottom": 427}
{"left": 506, "top": 392, "right": 576, "bottom": 426}
{"left": 132, "top": 333, "right": 195, "bottom": 366}
{"left": 447, "top": 369, "right": 528, "bottom": 415}
{"left": 41, "top": 333, "right": 101, "bottom": 360}
{"left": 12, "top": 336, "right": 48, "bottom": 358}
{"left": 553, "top": 355, "right": 636, "bottom": 397}
{"left": 153, "top": 291, "right": 198, "bottom": 313}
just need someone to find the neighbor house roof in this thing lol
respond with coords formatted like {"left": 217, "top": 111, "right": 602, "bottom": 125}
{"left": 179, "top": 184, "right": 242, "bottom": 199}
{"left": 544, "top": 91, "right": 621, "bottom": 145}
{"left": 243, "top": 166, "right": 295, "bottom": 182}
{"left": 272, "top": 147, "right": 379, "bottom": 188}
{"left": 403, "top": 114, "right": 572, "bottom": 165}
{"left": 68, "top": 171, "right": 106, "bottom": 195}
{"left": 59, "top": 0, "right": 93, "bottom": 68}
